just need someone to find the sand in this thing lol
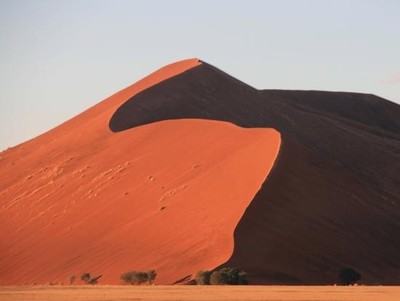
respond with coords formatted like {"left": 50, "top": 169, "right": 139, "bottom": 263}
{"left": 0, "top": 58, "right": 280, "bottom": 285}
{"left": 1, "top": 57, "right": 400, "bottom": 286}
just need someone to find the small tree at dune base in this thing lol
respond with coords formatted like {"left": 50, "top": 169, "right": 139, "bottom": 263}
{"left": 197, "top": 267, "right": 248, "bottom": 285}
{"left": 195, "top": 270, "right": 212, "bottom": 285}
{"left": 121, "top": 270, "right": 157, "bottom": 285}
{"left": 81, "top": 273, "right": 91, "bottom": 284}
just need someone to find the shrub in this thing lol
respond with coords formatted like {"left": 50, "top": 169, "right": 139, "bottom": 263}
{"left": 81, "top": 273, "right": 91, "bottom": 284}
{"left": 195, "top": 270, "right": 211, "bottom": 285}
{"left": 120, "top": 272, "right": 132, "bottom": 284}
{"left": 80, "top": 272, "right": 102, "bottom": 285}
{"left": 121, "top": 270, "right": 156, "bottom": 285}
{"left": 210, "top": 268, "right": 233, "bottom": 285}
{"left": 209, "top": 270, "right": 224, "bottom": 285}
{"left": 209, "top": 267, "right": 248, "bottom": 285}
{"left": 339, "top": 267, "right": 361, "bottom": 285}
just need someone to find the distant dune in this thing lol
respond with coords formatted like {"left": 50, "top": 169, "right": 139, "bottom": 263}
{"left": 1, "top": 58, "right": 399, "bottom": 285}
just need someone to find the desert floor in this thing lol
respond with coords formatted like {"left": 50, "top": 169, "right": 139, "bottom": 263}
{"left": 1, "top": 285, "right": 399, "bottom": 301}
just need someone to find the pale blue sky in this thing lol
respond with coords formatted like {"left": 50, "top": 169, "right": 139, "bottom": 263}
{"left": 1, "top": 0, "right": 399, "bottom": 150}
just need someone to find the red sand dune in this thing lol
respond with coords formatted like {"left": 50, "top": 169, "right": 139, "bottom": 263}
{"left": 105, "top": 59, "right": 400, "bottom": 284}
{"left": 0, "top": 59, "right": 280, "bottom": 285}
{"left": 1, "top": 58, "right": 400, "bottom": 286}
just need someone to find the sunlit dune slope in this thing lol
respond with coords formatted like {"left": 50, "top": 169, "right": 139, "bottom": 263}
{"left": 0, "top": 58, "right": 280, "bottom": 285}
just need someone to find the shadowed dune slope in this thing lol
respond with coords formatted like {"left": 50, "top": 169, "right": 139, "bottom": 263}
{"left": 0, "top": 59, "right": 281, "bottom": 285}
{"left": 109, "top": 61, "right": 400, "bottom": 284}
{"left": 1, "top": 58, "right": 400, "bottom": 285}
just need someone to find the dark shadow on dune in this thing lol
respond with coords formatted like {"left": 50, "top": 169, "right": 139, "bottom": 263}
{"left": 172, "top": 274, "right": 193, "bottom": 285}
{"left": 109, "top": 61, "right": 400, "bottom": 284}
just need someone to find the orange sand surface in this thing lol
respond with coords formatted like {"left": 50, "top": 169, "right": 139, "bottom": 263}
{"left": 0, "top": 58, "right": 281, "bottom": 285}
{"left": 1, "top": 286, "right": 399, "bottom": 301}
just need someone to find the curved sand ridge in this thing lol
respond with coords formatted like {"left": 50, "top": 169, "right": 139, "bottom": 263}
{"left": 0, "top": 59, "right": 281, "bottom": 285}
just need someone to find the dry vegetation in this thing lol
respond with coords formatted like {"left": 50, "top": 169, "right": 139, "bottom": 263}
{"left": 1, "top": 285, "right": 399, "bottom": 301}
